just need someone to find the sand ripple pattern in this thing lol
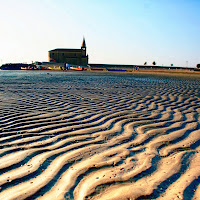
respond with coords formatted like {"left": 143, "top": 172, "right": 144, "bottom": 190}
{"left": 0, "top": 72, "right": 200, "bottom": 200}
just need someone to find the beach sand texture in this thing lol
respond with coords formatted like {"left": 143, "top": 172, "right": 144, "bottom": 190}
{"left": 0, "top": 71, "right": 199, "bottom": 200}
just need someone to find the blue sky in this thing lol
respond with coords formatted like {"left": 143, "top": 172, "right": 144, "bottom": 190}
{"left": 0, "top": 0, "right": 199, "bottom": 67}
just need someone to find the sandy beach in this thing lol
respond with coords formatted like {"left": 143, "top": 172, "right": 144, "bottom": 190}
{"left": 0, "top": 70, "right": 199, "bottom": 200}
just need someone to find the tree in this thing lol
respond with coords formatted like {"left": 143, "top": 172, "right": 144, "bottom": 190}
{"left": 144, "top": 62, "right": 147, "bottom": 65}
{"left": 152, "top": 61, "right": 156, "bottom": 65}
{"left": 171, "top": 64, "right": 173, "bottom": 67}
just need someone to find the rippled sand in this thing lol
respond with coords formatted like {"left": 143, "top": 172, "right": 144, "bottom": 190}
{"left": 0, "top": 71, "right": 199, "bottom": 200}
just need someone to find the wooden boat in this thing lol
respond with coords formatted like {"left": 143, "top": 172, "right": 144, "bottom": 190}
{"left": 37, "top": 66, "right": 48, "bottom": 70}
{"left": 70, "top": 66, "right": 84, "bottom": 71}
{"left": 20, "top": 67, "right": 29, "bottom": 70}
{"left": 20, "top": 65, "right": 37, "bottom": 70}
{"left": 48, "top": 66, "right": 63, "bottom": 70}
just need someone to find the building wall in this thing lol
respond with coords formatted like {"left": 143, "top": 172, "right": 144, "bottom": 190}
{"left": 48, "top": 49, "right": 88, "bottom": 66}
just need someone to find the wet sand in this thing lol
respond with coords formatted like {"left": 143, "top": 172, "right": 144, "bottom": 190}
{"left": 0, "top": 71, "right": 199, "bottom": 200}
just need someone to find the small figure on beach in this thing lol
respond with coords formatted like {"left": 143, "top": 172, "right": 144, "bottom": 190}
{"left": 66, "top": 63, "right": 70, "bottom": 70}
{"left": 64, "top": 63, "right": 66, "bottom": 70}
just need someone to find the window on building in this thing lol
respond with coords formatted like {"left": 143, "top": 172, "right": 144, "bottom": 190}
{"left": 62, "top": 53, "right": 64, "bottom": 56}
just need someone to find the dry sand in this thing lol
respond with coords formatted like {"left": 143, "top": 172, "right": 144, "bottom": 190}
{"left": 0, "top": 70, "right": 199, "bottom": 200}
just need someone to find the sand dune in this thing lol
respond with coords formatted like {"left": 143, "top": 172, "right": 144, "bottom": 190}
{"left": 0, "top": 71, "right": 199, "bottom": 200}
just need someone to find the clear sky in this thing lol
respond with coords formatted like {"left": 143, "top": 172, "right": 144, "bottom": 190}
{"left": 0, "top": 0, "right": 199, "bottom": 67}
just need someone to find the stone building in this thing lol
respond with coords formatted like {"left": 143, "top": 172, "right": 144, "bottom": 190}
{"left": 48, "top": 38, "right": 88, "bottom": 66}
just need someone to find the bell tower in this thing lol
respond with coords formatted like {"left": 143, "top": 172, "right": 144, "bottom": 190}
{"left": 81, "top": 37, "right": 86, "bottom": 56}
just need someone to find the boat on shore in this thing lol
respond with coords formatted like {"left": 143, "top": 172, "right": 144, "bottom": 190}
{"left": 48, "top": 66, "right": 63, "bottom": 70}
{"left": 70, "top": 66, "right": 84, "bottom": 71}
{"left": 21, "top": 65, "right": 37, "bottom": 70}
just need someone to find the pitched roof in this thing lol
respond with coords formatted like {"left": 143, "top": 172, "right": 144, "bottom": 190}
{"left": 49, "top": 48, "right": 82, "bottom": 52}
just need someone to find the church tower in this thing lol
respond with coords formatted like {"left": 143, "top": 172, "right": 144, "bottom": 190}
{"left": 48, "top": 37, "right": 88, "bottom": 66}
{"left": 81, "top": 37, "right": 86, "bottom": 57}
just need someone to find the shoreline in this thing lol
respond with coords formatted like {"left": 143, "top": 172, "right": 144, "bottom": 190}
{"left": 85, "top": 68, "right": 200, "bottom": 77}
{"left": 1, "top": 68, "right": 200, "bottom": 77}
